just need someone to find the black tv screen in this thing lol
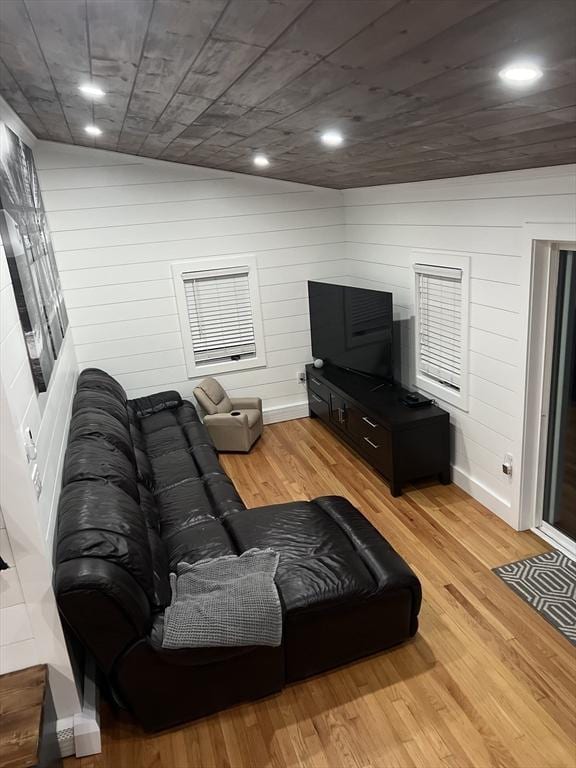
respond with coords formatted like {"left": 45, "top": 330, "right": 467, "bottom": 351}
{"left": 308, "top": 281, "right": 394, "bottom": 381}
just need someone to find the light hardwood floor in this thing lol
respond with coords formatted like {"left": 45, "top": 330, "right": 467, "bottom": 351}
{"left": 65, "top": 418, "right": 576, "bottom": 768}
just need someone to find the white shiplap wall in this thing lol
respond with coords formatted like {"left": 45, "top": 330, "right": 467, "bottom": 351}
{"left": 35, "top": 142, "right": 345, "bottom": 416}
{"left": 343, "top": 165, "right": 576, "bottom": 528}
{"left": 31, "top": 138, "right": 576, "bottom": 532}
{"left": 0, "top": 244, "right": 78, "bottom": 549}
{"left": 0, "top": 239, "right": 80, "bottom": 717}
{"left": 0, "top": 504, "right": 37, "bottom": 674}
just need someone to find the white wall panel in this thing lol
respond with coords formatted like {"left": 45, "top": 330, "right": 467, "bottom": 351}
{"left": 68, "top": 296, "right": 177, "bottom": 326}
{"left": 0, "top": 265, "right": 79, "bottom": 712}
{"left": 54, "top": 227, "right": 344, "bottom": 270}
{"left": 344, "top": 164, "right": 576, "bottom": 529}
{"left": 36, "top": 142, "right": 343, "bottom": 412}
{"left": 33, "top": 140, "right": 576, "bottom": 537}
{"left": 51, "top": 207, "right": 343, "bottom": 251}
{"left": 74, "top": 332, "right": 182, "bottom": 363}
{"left": 46, "top": 190, "right": 340, "bottom": 231}
{"left": 346, "top": 223, "right": 520, "bottom": 256}
{"left": 64, "top": 279, "right": 175, "bottom": 308}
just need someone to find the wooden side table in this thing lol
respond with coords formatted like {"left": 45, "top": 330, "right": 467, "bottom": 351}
{"left": 0, "top": 664, "right": 61, "bottom": 768}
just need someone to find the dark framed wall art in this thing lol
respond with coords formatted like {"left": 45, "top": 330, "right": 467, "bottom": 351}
{"left": 0, "top": 124, "right": 68, "bottom": 392}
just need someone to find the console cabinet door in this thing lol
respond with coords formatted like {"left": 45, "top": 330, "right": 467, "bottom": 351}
{"left": 330, "top": 393, "right": 348, "bottom": 431}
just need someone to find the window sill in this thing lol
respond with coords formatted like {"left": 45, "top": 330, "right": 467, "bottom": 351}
{"left": 185, "top": 356, "right": 267, "bottom": 380}
{"left": 416, "top": 372, "right": 469, "bottom": 412}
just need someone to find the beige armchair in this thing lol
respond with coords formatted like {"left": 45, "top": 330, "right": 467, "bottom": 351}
{"left": 193, "top": 377, "right": 263, "bottom": 453}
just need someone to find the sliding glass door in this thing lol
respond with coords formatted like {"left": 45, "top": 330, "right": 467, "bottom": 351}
{"left": 542, "top": 250, "right": 576, "bottom": 543}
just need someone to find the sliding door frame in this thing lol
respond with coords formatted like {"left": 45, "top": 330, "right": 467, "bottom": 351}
{"left": 519, "top": 222, "right": 576, "bottom": 556}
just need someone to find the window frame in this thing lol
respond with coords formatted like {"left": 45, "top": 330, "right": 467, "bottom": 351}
{"left": 411, "top": 250, "right": 470, "bottom": 410}
{"left": 171, "top": 254, "right": 267, "bottom": 378}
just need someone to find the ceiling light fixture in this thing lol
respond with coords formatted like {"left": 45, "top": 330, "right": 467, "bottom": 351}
{"left": 498, "top": 63, "right": 543, "bottom": 84}
{"left": 321, "top": 130, "right": 344, "bottom": 147}
{"left": 253, "top": 154, "right": 270, "bottom": 168}
{"left": 79, "top": 83, "right": 105, "bottom": 98}
{"left": 85, "top": 125, "right": 102, "bottom": 137}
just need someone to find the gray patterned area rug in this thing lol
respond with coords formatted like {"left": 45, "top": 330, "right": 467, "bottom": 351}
{"left": 494, "top": 550, "right": 576, "bottom": 645}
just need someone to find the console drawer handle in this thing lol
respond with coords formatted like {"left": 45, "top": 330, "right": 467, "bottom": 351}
{"left": 310, "top": 377, "right": 320, "bottom": 386}
{"left": 311, "top": 393, "right": 323, "bottom": 403}
{"left": 362, "top": 416, "right": 378, "bottom": 428}
{"left": 363, "top": 437, "right": 380, "bottom": 449}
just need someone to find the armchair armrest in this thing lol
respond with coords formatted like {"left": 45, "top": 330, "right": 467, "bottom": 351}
{"left": 230, "top": 397, "right": 262, "bottom": 413}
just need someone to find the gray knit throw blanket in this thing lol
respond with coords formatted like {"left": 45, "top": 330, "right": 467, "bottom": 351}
{"left": 162, "top": 548, "right": 282, "bottom": 649}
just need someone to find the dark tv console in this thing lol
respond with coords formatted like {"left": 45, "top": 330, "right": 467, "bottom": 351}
{"left": 306, "top": 364, "right": 450, "bottom": 496}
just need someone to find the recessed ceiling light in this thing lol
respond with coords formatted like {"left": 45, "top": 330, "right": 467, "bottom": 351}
{"left": 498, "top": 63, "right": 543, "bottom": 84}
{"left": 85, "top": 125, "right": 102, "bottom": 137}
{"left": 79, "top": 84, "right": 105, "bottom": 98}
{"left": 321, "top": 130, "right": 344, "bottom": 147}
{"left": 253, "top": 154, "right": 269, "bottom": 168}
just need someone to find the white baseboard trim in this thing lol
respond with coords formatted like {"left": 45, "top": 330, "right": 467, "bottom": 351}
{"left": 74, "top": 657, "right": 101, "bottom": 757}
{"left": 263, "top": 400, "right": 308, "bottom": 424}
{"left": 57, "top": 659, "right": 101, "bottom": 758}
{"left": 451, "top": 465, "right": 515, "bottom": 528}
{"left": 56, "top": 716, "right": 75, "bottom": 758}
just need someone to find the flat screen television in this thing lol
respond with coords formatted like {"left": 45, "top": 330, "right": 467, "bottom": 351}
{"left": 308, "top": 281, "right": 394, "bottom": 381}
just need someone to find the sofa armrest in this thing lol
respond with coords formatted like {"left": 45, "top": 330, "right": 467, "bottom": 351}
{"left": 130, "top": 391, "right": 182, "bottom": 418}
{"left": 55, "top": 558, "right": 151, "bottom": 674}
{"left": 204, "top": 412, "right": 248, "bottom": 428}
{"left": 230, "top": 397, "right": 262, "bottom": 413}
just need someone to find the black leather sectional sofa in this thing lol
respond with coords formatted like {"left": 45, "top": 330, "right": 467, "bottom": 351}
{"left": 54, "top": 369, "right": 422, "bottom": 731}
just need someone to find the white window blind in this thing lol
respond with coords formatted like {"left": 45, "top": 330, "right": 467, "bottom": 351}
{"left": 415, "top": 264, "right": 463, "bottom": 390}
{"left": 183, "top": 268, "right": 257, "bottom": 365}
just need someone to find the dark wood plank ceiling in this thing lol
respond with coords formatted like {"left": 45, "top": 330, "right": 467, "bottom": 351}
{"left": 0, "top": 0, "right": 575, "bottom": 188}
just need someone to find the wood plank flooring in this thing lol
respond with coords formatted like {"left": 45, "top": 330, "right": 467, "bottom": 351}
{"left": 65, "top": 418, "right": 576, "bottom": 768}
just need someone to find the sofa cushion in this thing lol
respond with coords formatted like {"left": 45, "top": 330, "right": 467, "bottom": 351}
{"left": 70, "top": 409, "right": 134, "bottom": 463}
{"left": 56, "top": 481, "right": 155, "bottom": 603}
{"left": 131, "top": 391, "right": 182, "bottom": 418}
{"left": 225, "top": 496, "right": 421, "bottom": 617}
{"left": 151, "top": 449, "right": 201, "bottom": 491}
{"left": 224, "top": 501, "right": 377, "bottom": 615}
{"left": 73, "top": 389, "right": 130, "bottom": 430}
{"left": 76, "top": 368, "right": 127, "bottom": 402}
{"left": 163, "top": 520, "right": 238, "bottom": 571}
{"left": 63, "top": 438, "right": 139, "bottom": 503}
{"left": 224, "top": 495, "right": 421, "bottom": 683}
{"left": 156, "top": 479, "right": 216, "bottom": 536}
{"left": 203, "top": 474, "right": 246, "bottom": 518}
{"left": 133, "top": 400, "right": 244, "bottom": 568}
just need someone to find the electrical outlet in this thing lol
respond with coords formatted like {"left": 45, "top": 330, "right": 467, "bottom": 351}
{"left": 297, "top": 371, "right": 306, "bottom": 384}
{"left": 31, "top": 464, "right": 42, "bottom": 498}
{"left": 502, "top": 453, "right": 513, "bottom": 477}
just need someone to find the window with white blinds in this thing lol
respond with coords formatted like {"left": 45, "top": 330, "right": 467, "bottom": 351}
{"left": 172, "top": 256, "right": 266, "bottom": 377}
{"left": 415, "top": 264, "right": 463, "bottom": 390}
{"left": 184, "top": 269, "right": 256, "bottom": 365}
{"left": 411, "top": 255, "right": 469, "bottom": 410}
